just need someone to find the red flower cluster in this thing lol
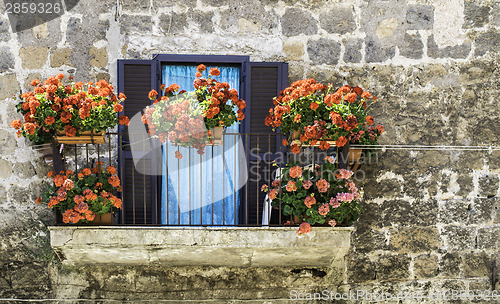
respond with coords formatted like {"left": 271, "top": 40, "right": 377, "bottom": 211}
{"left": 37, "top": 165, "right": 122, "bottom": 224}
{"left": 12, "top": 74, "right": 128, "bottom": 144}
{"left": 141, "top": 64, "right": 246, "bottom": 156}
{"left": 266, "top": 80, "right": 383, "bottom": 153}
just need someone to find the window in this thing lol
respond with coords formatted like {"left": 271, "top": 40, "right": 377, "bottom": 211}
{"left": 117, "top": 55, "right": 288, "bottom": 225}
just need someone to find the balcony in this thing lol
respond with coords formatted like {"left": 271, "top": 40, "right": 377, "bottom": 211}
{"left": 48, "top": 132, "right": 354, "bottom": 269}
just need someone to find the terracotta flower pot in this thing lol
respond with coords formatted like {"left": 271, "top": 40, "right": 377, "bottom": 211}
{"left": 209, "top": 126, "right": 224, "bottom": 145}
{"left": 56, "top": 130, "right": 106, "bottom": 144}
{"left": 90, "top": 213, "right": 114, "bottom": 225}
{"left": 348, "top": 148, "right": 363, "bottom": 164}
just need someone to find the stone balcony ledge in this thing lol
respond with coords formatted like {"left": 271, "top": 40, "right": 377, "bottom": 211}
{"left": 49, "top": 226, "right": 353, "bottom": 267}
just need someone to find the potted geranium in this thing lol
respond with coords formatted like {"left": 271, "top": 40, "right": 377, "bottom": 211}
{"left": 261, "top": 157, "right": 363, "bottom": 235}
{"left": 141, "top": 64, "right": 246, "bottom": 157}
{"left": 265, "top": 79, "right": 383, "bottom": 160}
{"left": 11, "top": 73, "right": 130, "bottom": 146}
{"left": 36, "top": 162, "right": 123, "bottom": 224}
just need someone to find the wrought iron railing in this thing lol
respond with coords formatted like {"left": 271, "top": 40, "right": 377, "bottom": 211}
{"left": 52, "top": 132, "right": 350, "bottom": 226}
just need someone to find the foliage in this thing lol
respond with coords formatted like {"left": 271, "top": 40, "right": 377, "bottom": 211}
{"left": 11, "top": 73, "right": 129, "bottom": 145}
{"left": 141, "top": 65, "right": 245, "bottom": 156}
{"left": 262, "top": 158, "right": 363, "bottom": 235}
{"left": 36, "top": 163, "right": 122, "bottom": 224}
{"left": 265, "top": 79, "right": 384, "bottom": 154}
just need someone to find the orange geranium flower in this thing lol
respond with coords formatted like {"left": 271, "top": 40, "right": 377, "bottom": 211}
{"left": 286, "top": 181, "right": 297, "bottom": 192}
{"left": 310, "top": 102, "right": 319, "bottom": 111}
{"left": 82, "top": 168, "right": 91, "bottom": 176}
{"left": 119, "top": 115, "right": 130, "bottom": 126}
{"left": 209, "top": 68, "right": 220, "bottom": 76}
{"left": 85, "top": 211, "right": 96, "bottom": 221}
{"left": 74, "top": 202, "right": 89, "bottom": 213}
{"left": 318, "top": 141, "right": 330, "bottom": 150}
{"left": 316, "top": 179, "right": 330, "bottom": 193}
{"left": 290, "top": 143, "right": 300, "bottom": 154}
{"left": 148, "top": 90, "right": 158, "bottom": 100}
{"left": 53, "top": 175, "right": 65, "bottom": 187}
{"left": 366, "top": 116, "right": 374, "bottom": 126}
{"left": 108, "top": 175, "right": 121, "bottom": 187}
{"left": 62, "top": 179, "right": 74, "bottom": 191}
{"left": 175, "top": 151, "right": 183, "bottom": 159}
{"left": 106, "top": 166, "right": 117, "bottom": 175}
{"left": 113, "top": 103, "right": 123, "bottom": 112}
{"left": 10, "top": 119, "right": 22, "bottom": 129}
{"left": 197, "top": 64, "right": 206, "bottom": 72}
{"left": 335, "top": 136, "right": 347, "bottom": 147}
{"left": 297, "top": 222, "right": 312, "bottom": 235}
{"left": 304, "top": 195, "right": 316, "bottom": 208}
{"left": 288, "top": 166, "right": 302, "bottom": 179}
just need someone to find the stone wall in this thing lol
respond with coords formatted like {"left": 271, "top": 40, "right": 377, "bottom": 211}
{"left": 0, "top": 0, "right": 498, "bottom": 302}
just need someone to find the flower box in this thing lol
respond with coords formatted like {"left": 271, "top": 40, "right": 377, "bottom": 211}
{"left": 56, "top": 130, "right": 106, "bottom": 144}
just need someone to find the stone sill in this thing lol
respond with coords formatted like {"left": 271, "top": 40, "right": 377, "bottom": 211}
{"left": 49, "top": 226, "right": 353, "bottom": 267}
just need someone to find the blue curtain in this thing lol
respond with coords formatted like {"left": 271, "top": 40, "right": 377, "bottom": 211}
{"left": 161, "top": 65, "right": 241, "bottom": 225}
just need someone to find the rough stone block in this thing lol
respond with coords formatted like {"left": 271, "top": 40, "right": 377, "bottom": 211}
{"left": 365, "top": 37, "right": 395, "bottom": 63}
{"left": 351, "top": 224, "right": 387, "bottom": 253}
{"left": 380, "top": 199, "right": 437, "bottom": 227}
{"left": 427, "top": 35, "right": 471, "bottom": 59}
{"left": 469, "top": 198, "right": 496, "bottom": 224}
{"left": 400, "top": 33, "right": 423, "bottom": 59}
{"left": 190, "top": 11, "right": 214, "bottom": 34}
{"left": 11, "top": 162, "right": 35, "bottom": 180}
{"left": 441, "top": 226, "right": 476, "bottom": 251}
{"left": 463, "top": 252, "right": 490, "bottom": 278}
{"left": 0, "top": 74, "right": 20, "bottom": 100}
{"left": 477, "top": 227, "right": 500, "bottom": 250}
{"left": 307, "top": 38, "right": 341, "bottom": 65}
{"left": 406, "top": 5, "right": 434, "bottom": 30}
{"left": 0, "top": 159, "right": 13, "bottom": 179}
{"left": 15, "top": 17, "right": 61, "bottom": 48}
{"left": 413, "top": 254, "right": 439, "bottom": 279}
{"left": 346, "top": 254, "right": 376, "bottom": 283}
{"left": 8, "top": 184, "right": 32, "bottom": 203}
{"left": 281, "top": 8, "right": 318, "bottom": 36}
{"left": 0, "top": 46, "right": 14, "bottom": 72}
{"left": 438, "top": 199, "right": 470, "bottom": 225}
{"left": 478, "top": 174, "right": 499, "bottom": 198}
{"left": 463, "top": 2, "right": 491, "bottom": 28}
{"left": 50, "top": 48, "right": 73, "bottom": 68}
{"left": 0, "top": 17, "right": 10, "bottom": 42}
{"left": 89, "top": 47, "right": 108, "bottom": 68}
{"left": 375, "top": 254, "right": 410, "bottom": 281}
{"left": 343, "top": 39, "right": 362, "bottom": 63}
{"left": 120, "top": 14, "right": 152, "bottom": 34}
{"left": 121, "top": 0, "right": 149, "bottom": 11}
{"left": 319, "top": 6, "right": 356, "bottom": 35}
{"left": 459, "top": 61, "right": 497, "bottom": 85}
{"left": 159, "top": 12, "right": 188, "bottom": 34}
{"left": 19, "top": 46, "right": 49, "bottom": 69}
{"left": 389, "top": 227, "right": 441, "bottom": 253}
{"left": 456, "top": 174, "right": 474, "bottom": 197}
{"left": 474, "top": 31, "right": 500, "bottom": 57}
{"left": 283, "top": 39, "right": 305, "bottom": 61}
{"left": 439, "top": 252, "right": 461, "bottom": 277}
{"left": 492, "top": 2, "right": 500, "bottom": 27}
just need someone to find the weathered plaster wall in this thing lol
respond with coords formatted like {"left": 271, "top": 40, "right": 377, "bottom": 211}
{"left": 0, "top": 0, "right": 499, "bottom": 302}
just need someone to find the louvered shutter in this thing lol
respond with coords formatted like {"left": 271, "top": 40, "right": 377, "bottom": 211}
{"left": 240, "top": 62, "right": 288, "bottom": 225}
{"left": 117, "top": 60, "right": 159, "bottom": 224}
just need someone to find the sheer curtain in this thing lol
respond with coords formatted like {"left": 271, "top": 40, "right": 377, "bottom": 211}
{"left": 161, "top": 65, "right": 241, "bottom": 225}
